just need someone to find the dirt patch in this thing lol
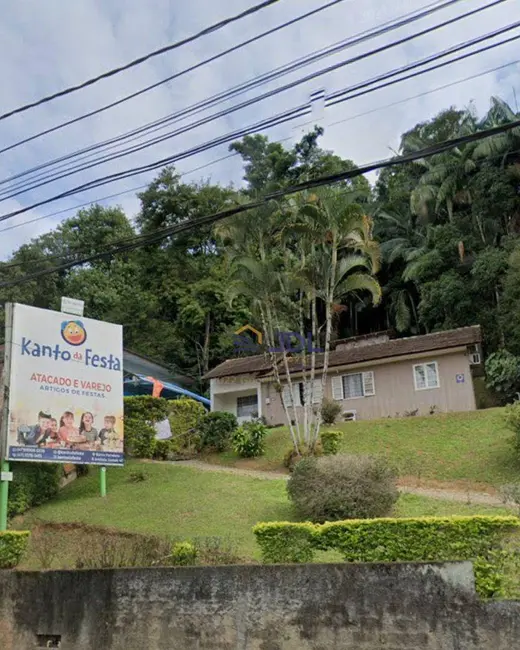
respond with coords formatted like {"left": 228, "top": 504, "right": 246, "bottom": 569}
{"left": 398, "top": 475, "right": 498, "bottom": 495}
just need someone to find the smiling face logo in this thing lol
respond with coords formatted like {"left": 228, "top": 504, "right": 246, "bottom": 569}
{"left": 61, "top": 320, "right": 87, "bottom": 346}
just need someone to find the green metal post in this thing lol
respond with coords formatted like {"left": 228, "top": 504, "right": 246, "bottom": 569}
{"left": 100, "top": 466, "right": 107, "bottom": 498}
{"left": 0, "top": 460, "right": 10, "bottom": 531}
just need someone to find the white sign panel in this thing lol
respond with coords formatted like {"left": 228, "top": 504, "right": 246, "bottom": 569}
{"left": 5, "top": 304, "right": 124, "bottom": 466}
{"left": 61, "top": 296, "right": 84, "bottom": 317}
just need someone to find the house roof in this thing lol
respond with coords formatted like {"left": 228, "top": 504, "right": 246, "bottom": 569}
{"left": 203, "top": 353, "right": 278, "bottom": 380}
{"left": 204, "top": 326, "right": 482, "bottom": 379}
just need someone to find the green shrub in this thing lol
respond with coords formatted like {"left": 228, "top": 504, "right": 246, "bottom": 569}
{"left": 124, "top": 396, "right": 170, "bottom": 458}
{"left": 8, "top": 463, "right": 61, "bottom": 518}
{"left": 253, "top": 516, "right": 520, "bottom": 598}
{"left": 232, "top": 420, "right": 268, "bottom": 458}
{"left": 283, "top": 442, "right": 323, "bottom": 472}
{"left": 486, "top": 349, "right": 520, "bottom": 402}
{"left": 168, "top": 398, "right": 207, "bottom": 455}
{"left": 287, "top": 454, "right": 398, "bottom": 523}
{"left": 253, "top": 522, "right": 318, "bottom": 563}
{"left": 321, "top": 399, "right": 342, "bottom": 425}
{"left": 0, "top": 531, "right": 30, "bottom": 568}
{"left": 320, "top": 429, "right": 343, "bottom": 455}
{"left": 124, "top": 418, "right": 157, "bottom": 458}
{"left": 124, "top": 395, "right": 170, "bottom": 422}
{"left": 170, "top": 541, "right": 198, "bottom": 566}
{"left": 199, "top": 411, "right": 238, "bottom": 451}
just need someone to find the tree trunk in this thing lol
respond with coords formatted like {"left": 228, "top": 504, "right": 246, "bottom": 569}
{"left": 202, "top": 312, "right": 211, "bottom": 376}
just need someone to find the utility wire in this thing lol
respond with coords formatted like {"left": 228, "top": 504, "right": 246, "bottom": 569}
{"left": 2, "top": 116, "right": 520, "bottom": 288}
{"left": 0, "top": 0, "right": 284, "bottom": 123}
{"left": 1, "top": 19, "right": 518, "bottom": 211}
{"left": 3, "top": 55, "right": 519, "bottom": 237}
{"left": 0, "top": 0, "right": 346, "bottom": 157}
{"left": 0, "top": 0, "right": 461, "bottom": 178}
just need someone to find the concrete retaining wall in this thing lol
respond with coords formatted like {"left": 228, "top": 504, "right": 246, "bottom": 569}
{"left": 1, "top": 562, "right": 520, "bottom": 649}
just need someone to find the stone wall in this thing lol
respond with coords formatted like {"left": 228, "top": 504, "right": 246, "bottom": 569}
{"left": 1, "top": 562, "right": 520, "bottom": 649}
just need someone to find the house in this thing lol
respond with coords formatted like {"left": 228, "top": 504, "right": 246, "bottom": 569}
{"left": 203, "top": 326, "right": 483, "bottom": 423}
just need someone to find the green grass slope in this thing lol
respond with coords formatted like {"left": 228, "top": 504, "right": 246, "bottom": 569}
{"left": 16, "top": 460, "right": 512, "bottom": 566}
{"left": 206, "top": 408, "right": 519, "bottom": 489}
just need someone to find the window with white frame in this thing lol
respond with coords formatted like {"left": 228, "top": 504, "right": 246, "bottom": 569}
{"left": 282, "top": 380, "right": 323, "bottom": 407}
{"left": 331, "top": 371, "right": 375, "bottom": 400}
{"left": 236, "top": 394, "right": 258, "bottom": 418}
{"left": 413, "top": 362, "right": 439, "bottom": 390}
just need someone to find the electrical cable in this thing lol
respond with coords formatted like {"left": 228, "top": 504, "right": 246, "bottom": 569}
{"left": 3, "top": 54, "right": 519, "bottom": 237}
{"left": 0, "top": 0, "right": 284, "bottom": 123}
{"left": 0, "top": 0, "right": 456, "bottom": 159}
{"left": 2, "top": 116, "right": 520, "bottom": 288}
{"left": 1, "top": 19, "right": 518, "bottom": 210}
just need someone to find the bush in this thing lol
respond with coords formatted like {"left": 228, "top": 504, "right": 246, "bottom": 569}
{"left": 320, "top": 429, "right": 343, "bottom": 455}
{"left": 252, "top": 522, "right": 318, "bottom": 563}
{"left": 124, "top": 396, "right": 170, "bottom": 458}
{"left": 287, "top": 454, "right": 399, "bottom": 523}
{"left": 170, "top": 541, "right": 198, "bottom": 566}
{"left": 199, "top": 411, "right": 238, "bottom": 451}
{"left": 486, "top": 349, "right": 520, "bottom": 402}
{"left": 168, "top": 398, "right": 207, "bottom": 456}
{"left": 253, "top": 516, "right": 520, "bottom": 598}
{"left": 0, "top": 531, "right": 30, "bottom": 568}
{"left": 321, "top": 399, "right": 342, "bottom": 425}
{"left": 8, "top": 463, "right": 61, "bottom": 518}
{"left": 232, "top": 420, "right": 268, "bottom": 458}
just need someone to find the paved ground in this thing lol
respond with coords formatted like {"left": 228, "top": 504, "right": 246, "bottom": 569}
{"left": 149, "top": 459, "right": 509, "bottom": 507}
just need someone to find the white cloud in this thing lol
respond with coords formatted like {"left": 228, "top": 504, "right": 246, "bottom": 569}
{"left": 0, "top": 0, "right": 518, "bottom": 257}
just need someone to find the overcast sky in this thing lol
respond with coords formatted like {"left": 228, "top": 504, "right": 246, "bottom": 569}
{"left": 0, "top": 0, "right": 518, "bottom": 258}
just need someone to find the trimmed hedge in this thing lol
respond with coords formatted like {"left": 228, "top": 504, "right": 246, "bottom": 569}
{"left": 0, "top": 531, "right": 30, "bottom": 568}
{"left": 253, "top": 516, "right": 520, "bottom": 598}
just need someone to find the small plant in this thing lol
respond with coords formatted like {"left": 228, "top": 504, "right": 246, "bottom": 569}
{"left": 320, "top": 399, "right": 342, "bottom": 425}
{"left": 403, "top": 408, "right": 419, "bottom": 417}
{"left": 170, "top": 541, "right": 198, "bottom": 566}
{"left": 320, "top": 429, "right": 343, "bottom": 455}
{"left": 429, "top": 404, "right": 438, "bottom": 415}
{"left": 128, "top": 469, "right": 148, "bottom": 483}
{"left": 232, "top": 420, "right": 268, "bottom": 458}
{"left": 198, "top": 411, "right": 238, "bottom": 451}
{"left": 287, "top": 454, "right": 399, "bottom": 523}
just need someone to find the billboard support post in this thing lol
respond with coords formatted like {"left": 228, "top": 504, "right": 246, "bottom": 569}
{"left": 0, "top": 460, "right": 9, "bottom": 531}
{"left": 100, "top": 466, "right": 107, "bottom": 498}
{"left": 0, "top": 303, "right": 14, "bottom": 531}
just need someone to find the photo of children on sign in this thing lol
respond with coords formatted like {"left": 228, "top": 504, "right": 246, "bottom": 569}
{"left": 5, "top": 303, "right": 124, "bottom": 466}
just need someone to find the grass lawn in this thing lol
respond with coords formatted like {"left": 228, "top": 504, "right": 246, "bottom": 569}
{"left": 14, "top": 460, "right": 513, "bottom": 569}
{"left": 204, "top": 408, "right": 520, "bottom": 490}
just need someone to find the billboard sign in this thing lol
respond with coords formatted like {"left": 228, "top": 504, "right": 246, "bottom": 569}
{"left": 4, "top": 304, "right": 124, "bottom": 466}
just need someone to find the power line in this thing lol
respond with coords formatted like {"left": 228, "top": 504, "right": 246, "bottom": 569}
{"left": 1, "top": 18, "right": 517, "bottom": 212}
{"left": 0, "top": 0, "right": 464, "bottom": 189}
{"left": 3, "top": 55, "right": 519, "bottom": 237}
{"left": 2, "top": 116, "right": 520, "bottom": 288}
{"left": 0, "top": 0, "right": 283, "bottom": 123}
{"left": 0, "top": 0, "right": 509, "bottom": 205}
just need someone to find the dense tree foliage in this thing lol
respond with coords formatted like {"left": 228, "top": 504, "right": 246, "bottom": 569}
{"left": 2, "top": 95, "right": 520, "bottom": 394}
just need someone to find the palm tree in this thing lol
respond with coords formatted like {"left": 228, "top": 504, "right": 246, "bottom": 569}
{"left": 217, "top": 187, "right": 382, "bottom": 453}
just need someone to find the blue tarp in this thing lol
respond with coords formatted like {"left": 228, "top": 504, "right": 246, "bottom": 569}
{"left": 124, "top": 373, "right": 210, "bottom": 407}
